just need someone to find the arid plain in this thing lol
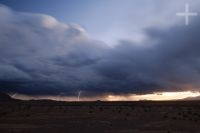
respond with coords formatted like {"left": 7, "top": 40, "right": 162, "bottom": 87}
{"left": 1, "top": 98, "right": 200, "bottom": 133}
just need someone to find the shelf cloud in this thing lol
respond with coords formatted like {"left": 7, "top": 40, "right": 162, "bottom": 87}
{"left": 1, "top": 4, "right": 200, "bottom": 97}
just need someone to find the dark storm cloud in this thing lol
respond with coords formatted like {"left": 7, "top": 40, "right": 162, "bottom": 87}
{"left": 0, "top": 5, "right": 106, "bottom": 95}
{"left": 1, "top": 5, "right": 200, "bottom": 96}
{"left": 95, "top": 18, "right": 200, "bottom": 94}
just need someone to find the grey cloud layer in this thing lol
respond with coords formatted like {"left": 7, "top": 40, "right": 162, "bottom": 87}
{"left": 0, "top": 5, "right": 200, "bottom": 96}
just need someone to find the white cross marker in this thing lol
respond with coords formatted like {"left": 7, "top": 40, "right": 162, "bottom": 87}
{"left": 177, "top": 3, "right": 198, "bottom": 25}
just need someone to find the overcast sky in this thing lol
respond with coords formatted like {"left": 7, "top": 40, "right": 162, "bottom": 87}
{"left": 0, "top": 0, "right": 200, "bottom": 99}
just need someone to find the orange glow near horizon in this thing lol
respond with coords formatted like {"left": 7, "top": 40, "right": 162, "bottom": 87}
{"left": 10, "top": 91, "right": 200, "bottom": 101}
{"left": 106, "top": 91, "right": 200, "bottom": 101}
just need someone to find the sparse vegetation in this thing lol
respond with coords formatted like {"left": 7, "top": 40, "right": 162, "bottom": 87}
{"left": 0, "top": 101, "right": 200, "bottom": 133}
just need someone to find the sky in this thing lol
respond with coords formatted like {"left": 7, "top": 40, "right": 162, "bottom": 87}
{"left": 1, "top": 0, "right": 200, "bottom": 44}
{"left": 1, "top": 0, "right": 200, "bottom": 101}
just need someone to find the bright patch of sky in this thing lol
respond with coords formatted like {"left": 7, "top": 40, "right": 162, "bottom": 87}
{"left": 0, "top": 0, "right": 200, "bottom": 45}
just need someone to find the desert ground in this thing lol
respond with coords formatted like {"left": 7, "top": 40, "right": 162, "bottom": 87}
{"left": 1, "top": 100, "right": 200, "bottom": 133}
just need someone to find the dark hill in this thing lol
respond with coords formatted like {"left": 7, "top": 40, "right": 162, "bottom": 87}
{"left": 0, "top": 92, "right": 14, "bottom": 101}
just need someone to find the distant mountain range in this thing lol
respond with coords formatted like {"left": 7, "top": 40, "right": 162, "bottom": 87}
{"left": 182, "top": 96, "right": 200, "bottom": 101}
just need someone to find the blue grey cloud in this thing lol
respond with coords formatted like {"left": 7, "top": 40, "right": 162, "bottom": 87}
{"left": 1, "top": 4, "right": 200, "bottom": 97}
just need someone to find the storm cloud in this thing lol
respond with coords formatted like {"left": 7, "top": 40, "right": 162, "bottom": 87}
{"left": 1, "top": 5, "right": 200, "bottom": 97}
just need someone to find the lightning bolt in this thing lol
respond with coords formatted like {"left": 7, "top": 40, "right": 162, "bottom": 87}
{"left": 78, "top": 91, "right": 82, "bottom": 101}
